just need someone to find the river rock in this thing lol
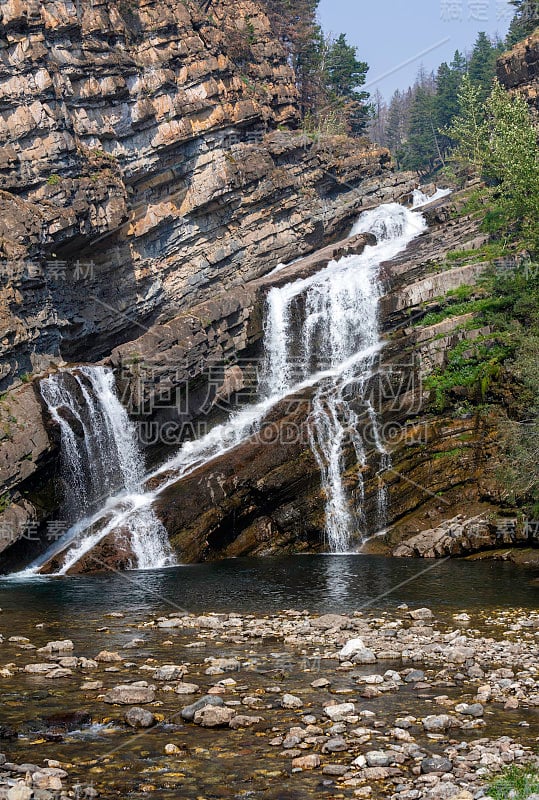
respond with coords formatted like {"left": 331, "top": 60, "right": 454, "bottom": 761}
{"left": 229, "top": 715, "right": 263, "bottom": 729}
{"left": 24, "top": 663, "right": 55, "bottom": 674}
{"left": 445, "top": 646, "right": 475, "bottom": 663}
{"left": 404, "top": 669, "right": 425, "bottom": 682}
{"left": 95, "top": 650, "right": 123, "bottom": 663}
{"left": 7, "top": 785, "right": 32, "bottom": 800}
{"left": 291, "top": 754, "right": 320, "bottom": 770}
{"left": 204, "top": 657, "right": 240, "bottom": 674}
{"left": 157, "top": 618, "right": 184, "bottom": 629}
{"left": 409, "top": 608, "right": 434, "bottom": 620}
{"left": 195, "top": 616, "right": 224, "bottom": 630}
{"left": 365, "top": 750, "right": 392, "bottom": 767}
{"left": 103, "top": 685, "right": 155, "bottom": 705}
{"left": 455, "top": 702, "right": 483, "bottom": 717}
{"left": 181, "top": 695, "right": 224, "bottom": 721}
{"left": 311, "top": 678, "right": 330, "bottom": 688}
{"left": 421, "top": 756, "right": 453, "bottom": 773}
{"left": 124, "top": 707, "right": 156, "bottom": 728}
{"left": 37, "top": 640, "right": 74, "bottom": 654}
{"left": 31, "top": 770, "right": 64, "bottom": 790}
{"left": 339, "top": 638, "right": 366, "bottom": 660}
{"left": 322, "top": 736, "right": 348, "bottom": 753}
{"left": 324, "top": 703, "right": 355, "bottom": 721}
{"left": 422, "top": 714, "right": 454, "bottom": 732}
{"left": 193, "top": 705, "right": 235, "bottom": 727}
{"left": 281, "top": 694, "right": 303, "bottom": 709}
{"left": 153, "top": 665, "right": 186, "bottom": 681}
{"left": 47, "top": 668, "right": 73, "bottom": 679}
{"left": 312, "top": 614, "right": 350, "bottom": 630}
{"left": 174, "top": 682, "right": 200, "bottom": 695}
{"left": 351, "top": 647, "right": 376, "bottom": 664}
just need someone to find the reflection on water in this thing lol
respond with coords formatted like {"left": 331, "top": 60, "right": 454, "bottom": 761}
{"left": 0, "top": 555, "right": 536, "bottom": 622}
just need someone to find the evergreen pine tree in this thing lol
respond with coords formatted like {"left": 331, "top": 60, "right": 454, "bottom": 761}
{"left": 468, "top": 32, "right": 500, "bottom": 102}
{"left": 506, "top": 0, "right": 539, "bottom": 47}
{"left": 385, "top": 90, "right": 406, "bottom": 153}
{"left": 400, "top": 86, "right": 437, "bottom": 173}
{"left": 323, "top": 33, "right": 370, "bottom": 134}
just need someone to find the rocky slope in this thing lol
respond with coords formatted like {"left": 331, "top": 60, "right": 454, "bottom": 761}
{"left": 143, "top": 193, "right": 517, "bottom": 566}
{"left": 0, "top": 0, "right": 401, "bottom": 385}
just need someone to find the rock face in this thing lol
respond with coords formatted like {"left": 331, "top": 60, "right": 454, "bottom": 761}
{"left": 0, "top": 0, "right": 400, "bottom": 389}
{"left": 141, "top": 191, "right": 518, "bottom": 566}
{"left": 498, "top": 30, "right": 539, "bottom": 110}
{"left": 0, "top": 0, "right": 416, "bottom": 564}
{"left": 393, "top": 515, "right": 530, "bottom": 558}
{"left": 0, "top": 6, "right": 530, "bottom": 571}
{"left": 110, "top": 232, "right": 378, "bottom": 429}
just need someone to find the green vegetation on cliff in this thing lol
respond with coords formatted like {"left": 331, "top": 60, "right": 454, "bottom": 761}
{"left": 421, "top": 74, "right": 539, "bottom": 515}
{"left": 261, "top": 0, "right": 370, "bottom": 134}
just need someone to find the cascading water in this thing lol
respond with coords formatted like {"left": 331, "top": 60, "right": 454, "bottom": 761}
{"left": 412, "top": 186, "right": 452, "bottom": 209}
{"left": 261, "top": 203, "right": 428, "bottom": 551}
{"left": 21, "top": 194, "right": 441, "bottom": 576}
{"left": 39, "top": 367, "right": 174, "bottom": 571}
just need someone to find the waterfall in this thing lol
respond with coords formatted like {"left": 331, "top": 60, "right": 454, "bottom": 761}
{"left": 39, "top": 367, "right": 174, "bottom": 571}
{"left": 261, "top": 203, "right": 428, "bottom": 551}
{"left": 22, "top": 197, "right": 438, "bottom": 576}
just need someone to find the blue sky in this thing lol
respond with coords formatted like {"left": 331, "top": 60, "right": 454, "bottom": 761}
{"left": 317, "top": 0, "right": 515, "bottom": 99}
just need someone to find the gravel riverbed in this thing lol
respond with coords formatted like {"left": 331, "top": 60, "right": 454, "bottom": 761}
{"left": 0, "top": 604, "right": 538, "bottom": 799}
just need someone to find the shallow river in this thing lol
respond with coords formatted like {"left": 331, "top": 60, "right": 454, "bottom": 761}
{"left": 0, "top": 555, "right": 537, "bottom": 799}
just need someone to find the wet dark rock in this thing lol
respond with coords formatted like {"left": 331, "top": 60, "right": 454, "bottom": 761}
{"left": 124, "top": 707, "right": 156, "bottom": 729}
{"left": 42, "top": 711, "right": 91, "bottom": 732}
{"left": 181, "top": 695, "right": 224, "bottom": 722}
{"left": 421, "top": 756, "right": 453, "bottom": 774}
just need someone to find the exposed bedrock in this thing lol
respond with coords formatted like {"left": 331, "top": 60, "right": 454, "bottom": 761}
{"left": 0, "top": 0, "right": 410, "bottom": 390}
{"left": 498, "top": 28, "right": 539, "bottom": 111}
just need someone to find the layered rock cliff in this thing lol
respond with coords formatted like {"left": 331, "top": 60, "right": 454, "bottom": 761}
{"left": 45, "top": 189, "right": 521, "bottom": 572}
{"left": 0, "top": 0, "right": 416, "bottom": 564}
{"left": 498, "top": 28, "right": 539, "bottom": 109}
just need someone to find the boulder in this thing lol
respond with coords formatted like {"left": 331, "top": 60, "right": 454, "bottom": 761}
{"left": 181, "top": 695, "right": 224, "bottom": 722}
{"left": 124, "top": 707, "right": 156, "bottom": 728}
{"left": 103, "top": 685, "right": 155, "bottom": 705}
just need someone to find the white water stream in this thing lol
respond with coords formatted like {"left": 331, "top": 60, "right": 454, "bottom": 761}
{"left": 38, "top": 367, "right": 174, "bottom": 572}
{"left": 261, "top": 203, "right": 427, "bottom": 550}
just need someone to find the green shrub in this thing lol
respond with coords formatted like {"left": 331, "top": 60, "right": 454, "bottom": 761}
{"left": 488, "top": 765, "right": 539, "bottom": 800}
